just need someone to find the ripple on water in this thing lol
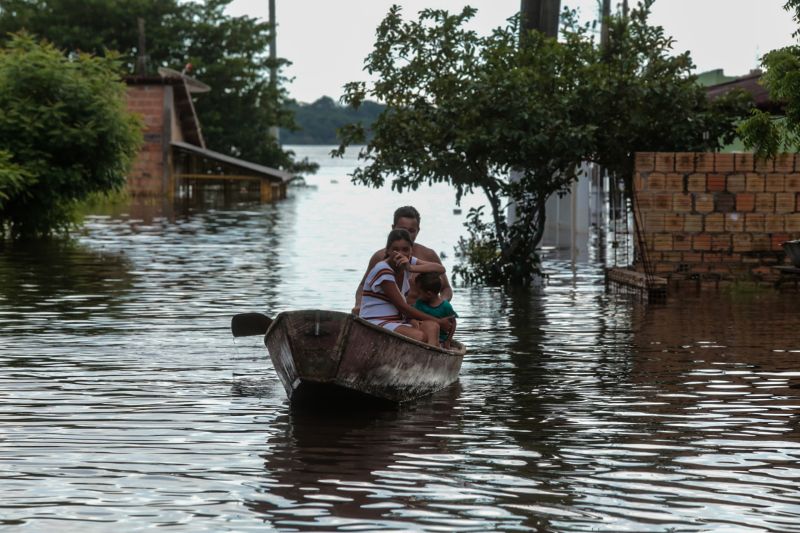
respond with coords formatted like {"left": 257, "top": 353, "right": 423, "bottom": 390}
{"left": 3, "top": 149, "right": 800, "bottom": 531}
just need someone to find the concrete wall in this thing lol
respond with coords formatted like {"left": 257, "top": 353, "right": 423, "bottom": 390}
{"left": 541, "top": 162, "right": 592, "bottom": 261}
{"left": 634, "top": 152, "right": 800, "bottom": 282}
{"left": 126, "top": 85, "right": 168, "bottom": 196}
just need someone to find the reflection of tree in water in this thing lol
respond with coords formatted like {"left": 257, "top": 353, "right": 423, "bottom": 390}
{"left": 0, "top": 239, "right": 134, "bottom": 334}
{"left": 84, "top": 197, "right": 291, "bottom": 322}
{"left": 502, "top": 283, "right": 641, "bottom": 425}
{"left": 465, "top": 281, "right": 646, "bottom": 528}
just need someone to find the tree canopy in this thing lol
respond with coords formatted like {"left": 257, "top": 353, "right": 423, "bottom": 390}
{"left": 0, "top": 0, "right": 315, "bottom": 173}
{"left": 337, "top": 2, "right": 751, "bottom": 285}
{"left": 586, "top": 1, "right": 751, "bottom": 184}
{"left": 0, "top": 33, "right": 142, "bottom": 238}
{"left": 739, "top": 0, "right": 800, "bottom": 158}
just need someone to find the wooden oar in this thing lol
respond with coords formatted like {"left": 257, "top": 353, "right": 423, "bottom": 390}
{"left": 231, "top": 312, "right": 272, "bottom": 337}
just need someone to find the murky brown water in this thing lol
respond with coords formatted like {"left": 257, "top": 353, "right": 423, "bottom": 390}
{"left": 2, "top": 147, "right": 800, "bottom": 532}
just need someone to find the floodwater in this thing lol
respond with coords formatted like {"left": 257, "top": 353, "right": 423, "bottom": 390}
{"left": 2, "top": 146, "right": 800, "bottom": 532}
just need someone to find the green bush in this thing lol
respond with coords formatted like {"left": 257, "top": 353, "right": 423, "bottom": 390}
{"left": 0, "top": 33, "right": 142, "bottom": 238}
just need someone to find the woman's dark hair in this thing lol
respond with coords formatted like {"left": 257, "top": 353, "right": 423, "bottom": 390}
{"left": 385, "top": 228, "right": 413, "bottom": 251}
{"left": 415, "top": 272, "right": 442, "bottom": 293}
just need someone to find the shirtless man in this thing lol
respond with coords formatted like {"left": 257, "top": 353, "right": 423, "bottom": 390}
{"left": 353, "top": 206, "right": 453, "bottom": 314}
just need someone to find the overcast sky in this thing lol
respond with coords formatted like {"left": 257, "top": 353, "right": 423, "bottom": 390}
{"left": 227, "top": 0, "right": 797, "bottom": 103}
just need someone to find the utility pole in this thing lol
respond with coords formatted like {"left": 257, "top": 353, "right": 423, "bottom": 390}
{"left": 600, "top": 0, "right": 611, "bottom": 49}
{"left": 512, "top": 0, "right": 563, "bottom": 261}
{"left": 268, "top": 0, "right": 280, "bottom": 142}
{"left": 520, "top": 0, "right": 561, "bottom": 38}
{"left": 135, "top": 17, "right": 148, "bottom": 76}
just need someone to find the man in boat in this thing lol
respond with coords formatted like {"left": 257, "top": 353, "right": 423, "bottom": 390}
{"left": 352, "top": 205, "right": 452, "bottom": 314}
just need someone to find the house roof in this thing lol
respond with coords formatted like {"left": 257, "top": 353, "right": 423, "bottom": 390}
{"left": 171, "top": 141, "right": 294, "bottom": 183}
{"left": 705, "top": 71, "right": 781, "bottom": 112}
{"left": 126, "top": 74, "right": 205, "bottom": 147}
{"left": 157, "top": 67, "right": 210, "bottom": 93}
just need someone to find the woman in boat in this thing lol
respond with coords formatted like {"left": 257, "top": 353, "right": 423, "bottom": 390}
{"left": 359, "top": 229, "right": 452, "bottom": 347}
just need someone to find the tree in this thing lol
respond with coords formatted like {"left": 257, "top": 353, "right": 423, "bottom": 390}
{"left": 336, "top": 6, "right": 596, "bottom": 285}
{"left": 172, "top": 0, "right": 313, "bottom": 173}
{"left": 281, "top": 96, "right": 386, "bottom": 144}
{"left": 0, "top": 33, "right": 142, "bottom": 238}
{"left": 587, "top": 1, "right": 752, "bottom": 186}
{"left": 0, "top": 0, "right": 185, "bottom": 68}
{"left": 0, "top": 0, "right": 315, "bottom": 173}
{"left": 739, "top": 0, "right": 800, "bottom": 158}
{"left": 337, "top": 3, "right": 750, "bottom": 286}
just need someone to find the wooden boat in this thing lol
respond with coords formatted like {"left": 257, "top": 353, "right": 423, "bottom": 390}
{"left": 264, "top": 310, "right": 465, "bottom": 404}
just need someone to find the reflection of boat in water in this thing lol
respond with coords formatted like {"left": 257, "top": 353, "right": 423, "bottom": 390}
{"left": 245, "top": 384, "right": 462, "bottom": 528}
{"left": 266, "top": 310, "right": 466, "bottom": 405}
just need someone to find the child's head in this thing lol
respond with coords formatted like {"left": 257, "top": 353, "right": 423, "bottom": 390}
{"left": 415, "top": 271, "right": 442, "bottom": 302}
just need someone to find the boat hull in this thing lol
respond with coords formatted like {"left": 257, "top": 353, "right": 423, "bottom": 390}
{"left": 264, "top": 310, "right": 465, "bottom": 403}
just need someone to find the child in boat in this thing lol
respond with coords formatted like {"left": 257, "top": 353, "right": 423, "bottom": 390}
{"left": 359, "top": 229, "right": 452, "bottom": 347}
{"left": 413, "top": 272, "right": 457, "bottom": 348}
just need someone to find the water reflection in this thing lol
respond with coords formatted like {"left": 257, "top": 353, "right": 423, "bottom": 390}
{"left": 0, "top": 240, "right": 134, "bottom": 335}
{"left": 2, "top": 146, "right": 800, "bottom": 531}
{"left": 250, "top": 388, "right": 468, "bottom": 530}
{"left": 76, "top": 196, "right": 292, "bottom": 330}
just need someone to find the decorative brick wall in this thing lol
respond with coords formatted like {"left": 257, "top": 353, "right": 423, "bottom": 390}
{"left": 126, "top": 85, "right": 167, "bottom": 196}
{"left": 634, "top": 152, "right": 800, "bottom": 282}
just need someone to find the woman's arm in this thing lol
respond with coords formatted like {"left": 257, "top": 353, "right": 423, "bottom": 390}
{"left": 352, "top": 249, "right": 385, "bottom": 314}
{"left": 391, "top": 252, "right": 445, "bottom": 274}
{"left": 379, "top": 280, "right": 452, "bottom": 333}
{"left": 408, "top": 258, "right": 445, "bottom": 274}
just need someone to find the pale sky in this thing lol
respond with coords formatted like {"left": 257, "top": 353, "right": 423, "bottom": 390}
{"left": 227, "top": 0, "right": 797, "bottom": 103}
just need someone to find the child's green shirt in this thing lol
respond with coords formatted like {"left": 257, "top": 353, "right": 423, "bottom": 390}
{"left": 413, "top": 299, "right": 457, "bottom": 342}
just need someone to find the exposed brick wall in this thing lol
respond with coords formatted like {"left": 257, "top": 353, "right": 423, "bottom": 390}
{"left": 126, "top": 85, "right": 166, "bottom": 196}
{"left": 634, "top": 152, "right": 800, "bottom": 282}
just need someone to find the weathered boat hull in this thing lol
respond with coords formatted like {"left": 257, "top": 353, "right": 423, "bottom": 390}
{"left": 264, "top": 310, "right": 465, "bottom": 403}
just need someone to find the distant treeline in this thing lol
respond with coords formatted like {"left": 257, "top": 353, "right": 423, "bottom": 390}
{"left": 281, "top": 96, "right": 385, "bottom": 145}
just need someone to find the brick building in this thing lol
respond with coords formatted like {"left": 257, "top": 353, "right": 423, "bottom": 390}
{"left": 125, "top": 68, "right": 290, "bottom": 201}
{"left": 633, "top": 151, "right": 800, "bottom": 284}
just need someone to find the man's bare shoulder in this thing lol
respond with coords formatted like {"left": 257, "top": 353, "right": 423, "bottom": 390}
{"left": 369, "top": 248, "right": 386, "bottom": 266}
{"left": 412, "top": 242, "right": 441, "bottom": 262}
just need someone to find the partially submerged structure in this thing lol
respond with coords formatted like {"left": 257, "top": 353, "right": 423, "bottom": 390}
{"left": 631, "top": 151, "right": 800, "bottom": 289}
{"left": 125, "top": 68, "right": 291, "bottom": 201}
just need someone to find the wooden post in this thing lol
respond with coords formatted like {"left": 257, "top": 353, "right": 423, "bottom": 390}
{"left": 163, "top": 85, "right": 175, "bottom": 198}
{"left": 260, "top": 179, "right": 273, "bottom": 202}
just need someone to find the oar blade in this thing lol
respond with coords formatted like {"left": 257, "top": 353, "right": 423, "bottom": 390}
{"left": 231, "top": 312, "right": 272, "bottom": 337}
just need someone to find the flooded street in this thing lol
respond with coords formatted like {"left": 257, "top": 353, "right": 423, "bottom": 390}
{"left": 2, "top": 146, "right": 800, "bottom": 532}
